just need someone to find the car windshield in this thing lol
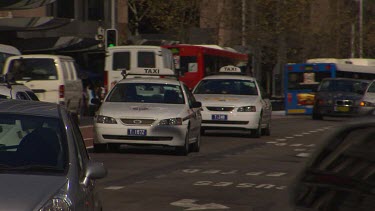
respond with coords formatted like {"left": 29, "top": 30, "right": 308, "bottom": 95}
{"left": 106, "top": 83, "right": 185, "bottom": 104}
{"left": 8, "top": 58, "right": 58, "bottom": 81}
{"left": 318, "top": 79, "right": 369, "bottom": 93}
{"left": 193, "top": 79, "right": 258, "bottom": 95}
{"left": 0, "top": 114, "right": 67, "bottom": 174}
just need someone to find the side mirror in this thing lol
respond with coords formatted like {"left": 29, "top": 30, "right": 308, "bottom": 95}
{"left": 292, "top": 119, "right": 375, "bottom": 210}
{"left": 192, "top": 101, "right": 202, "bottom": 108}
{"left": 83, "top": 161, "right": 107, "bottom": 186}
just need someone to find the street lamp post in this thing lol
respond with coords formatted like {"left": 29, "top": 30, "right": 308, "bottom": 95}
{"left": 359, "top": 0, "right": 363, "bottom": 58}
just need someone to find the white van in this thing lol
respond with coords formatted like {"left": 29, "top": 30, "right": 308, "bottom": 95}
{"left": 2, "top": 54, "right": 83, "bottom": 116}
{"left": 104, "top": 45, "right": 174, "bottom": 92}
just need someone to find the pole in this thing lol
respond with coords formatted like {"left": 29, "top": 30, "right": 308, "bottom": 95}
{"left": 111, "top": 0, "right": 116, "bottom": 29}
{"left": 359, "top": 0, "right": 363, "bottom": 58}
{"left": 241, "top": 0, "right": 246, "bottom": 46}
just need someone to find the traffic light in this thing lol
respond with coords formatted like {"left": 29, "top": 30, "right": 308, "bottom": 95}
{"left": 105, "top": 29, "right": 118, "bottom": 48}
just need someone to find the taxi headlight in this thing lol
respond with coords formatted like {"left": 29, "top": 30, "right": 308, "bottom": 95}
{"left": 159, "top": 118, "right": 182, "bottom": 125}
{"left": 39, "top": 196, "right": 71, "bottom": 211}
{"left": 96, "top": 115, "right": 117, "bottom": 124}
{"left": 237, "top": 106, "right": 256, "bottom": 112}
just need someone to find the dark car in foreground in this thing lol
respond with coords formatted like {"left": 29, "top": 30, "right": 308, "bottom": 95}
{"left": 312, "top": 78, "right": 372, "bottom": 120}
{"left": 0, "top": 99, "right": 107, "bottom": 210}
{"left": 292, "top": 117, "right": 375, "bottom": 210}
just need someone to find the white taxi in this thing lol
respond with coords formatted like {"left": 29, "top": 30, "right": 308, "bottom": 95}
{"left": 192, "top": 66, "right": 272, "bottom": 137}
{"left": 93, "top": 68, "right": 202, "bottom": 155}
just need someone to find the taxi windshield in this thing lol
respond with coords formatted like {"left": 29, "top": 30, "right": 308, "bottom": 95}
{"left": 106, "top": 83, "right": 185, "bottom": 104}
{"left": 0, "top": 114, "right": 67, "bottom": 175}
{"left": 194, "top": 79, "right": 258, "bottom": 95}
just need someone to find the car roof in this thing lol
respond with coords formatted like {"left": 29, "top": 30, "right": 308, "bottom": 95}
{"left": 201, "top": 74, "right": 256, "bottom": 81}
{"left": 0, "top": 99, "right": 60, "bottom": 118}
{"left": 117, "top": 77, "right": 181, "bottom": 85}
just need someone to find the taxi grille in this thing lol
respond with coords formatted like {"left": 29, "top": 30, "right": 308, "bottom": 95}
{"left": 120, "top": 118, "right": 155, "bottom": 125}
{"left": 206, "top": 107, "right": 234, "bottom": 111}
{"left": 335, "top": 100, "right": 353, "bottom": 106}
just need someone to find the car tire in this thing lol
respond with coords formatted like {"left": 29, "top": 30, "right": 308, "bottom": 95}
{"left": 176, "top": 130, "right": 190, "bottom": 156}
{"left": 191, "top": 131, "right": 201, "bottom": 152}
{"left": 94, "top": 143, "right": 107, "bottom": 153}
{"left": 312, "top": 111, "right": 323, "bottom": 120}
{"left": 251, "top": 116, "right": 262, "bottom": 138}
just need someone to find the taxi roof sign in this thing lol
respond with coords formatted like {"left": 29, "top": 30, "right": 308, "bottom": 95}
{"left": 219, "top": 65, "right": 242, "bottom": 73}
{"left": 121, "top": 68, "right": 176, "bottom": 79}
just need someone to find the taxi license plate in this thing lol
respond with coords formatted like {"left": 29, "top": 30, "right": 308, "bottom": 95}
{"left": 128, "top": 129, "right": 147, "bottom": 136}
{"left": 335, "top": 106, "right": 349, "bottom": 112}
{"left": 212, "top": 114, "right": 227, "bottom": 120}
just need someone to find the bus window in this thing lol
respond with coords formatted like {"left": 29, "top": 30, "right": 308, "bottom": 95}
{"left": 138, "top": 52, "right": 155, "bottom": 68}
{"left": 179, "top": 56, "right": 197, "bottom": 75}
{"left": 287, "top": 72, "right": 331, "bottom": 91}
{"left": 113, "top": 52, "right": 130, "bottom": 70}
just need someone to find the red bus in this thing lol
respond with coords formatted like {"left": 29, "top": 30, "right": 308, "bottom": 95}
{"left": 162, "top": 44, "right": 250, "bottom": 89}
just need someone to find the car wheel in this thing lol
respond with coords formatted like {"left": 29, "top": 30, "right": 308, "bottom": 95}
{"left": 176, "top": 130, "right": 190, "bottom": 156}
{"left": 312, "top": 110, "right": 323, "bottom": 120}
{"left": 94, "top": 143, "right": 107, "bottom": 153}
{"left": 191, "top": 131, "right": 201, "bottom": 152}
{"left": 262, "top": 122, "right": 271, "bottom": 136}
{"left": 251, "top": 116, "right": 262, "bottom": 138}
{"left": 108, "top": 143, "right": 120, "bottom": 152}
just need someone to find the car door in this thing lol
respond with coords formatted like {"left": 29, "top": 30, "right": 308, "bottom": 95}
{"left": 183, "top": 84, "right": 201, "bottom": 139}
{"left": 70, "top": 115, "right": 98, "bottom": 211}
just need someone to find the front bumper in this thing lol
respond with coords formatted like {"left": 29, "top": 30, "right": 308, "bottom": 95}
{"left": 315, "top": 105, "right": 374, "bottom": 117}
{"left": 94, "top": 123, "right": 188, "bottom": 147}
{"left": 200, "top": 110, "right": 261, "bottom": 130}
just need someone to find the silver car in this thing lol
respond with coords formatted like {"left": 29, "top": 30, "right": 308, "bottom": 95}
{"left": 0, "top": 99, "right": 107, "bottom": 210}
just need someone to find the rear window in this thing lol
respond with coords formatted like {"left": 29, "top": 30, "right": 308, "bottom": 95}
{"left": 8, "top": 58, "right": 58, "bottom": 81}
{"left": 138, "top": 52, "right": 155, "bottom": 68}
{"left": 113, "top": 52, "right": 130, "bottom": 70}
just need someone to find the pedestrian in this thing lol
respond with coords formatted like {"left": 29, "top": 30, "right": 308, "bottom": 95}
{"left": 87, "top": 83, "right": 98, "bottom": 116}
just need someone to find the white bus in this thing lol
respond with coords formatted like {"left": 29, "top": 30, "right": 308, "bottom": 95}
{"left": 0, "top": 44, "right": 21, "bottom": 72}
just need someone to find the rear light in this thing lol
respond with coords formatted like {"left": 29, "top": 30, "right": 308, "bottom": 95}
{"left": 287, "top": 66, "right": 293, "bottom": 71}
{"left": 59, "top": 85, "right": 64, "bottom": 98}
{"left": 325, "top": 65, "right": 331, "bottom": 70}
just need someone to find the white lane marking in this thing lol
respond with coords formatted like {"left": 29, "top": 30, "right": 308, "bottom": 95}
{"left": 156, "top": 174, "right": 166, "bottom": 178}
{"left": 255, "top": 184, "right": 275, "bottom": 189}
{"left": 170, "top": 199, "right": 229, "bottom": 210}
{"left": 296, "top": 153, "right": 311, "bottom": 158}
{"left": 246, "top": 171, "right": 265, "bottom": 176}
{"left": 267, "top": 141, "right": 278, "bottom": 144}
{"left": 290, "top": 144, "right": 303, "bottom": 147}
{"left": 220, "top": 170, "right": 238, "bottom": 175}
{"left": 104, "top": 186, "right": 125, "bottom": 190}
{"left": 309, "top": 130, "right": 318, "bottom": 133}
{"left": 202, "top": 170, "right": 221, "bottom": 174}
{"left": 306, "top": 144, "right": 316, "bottom": 147}
{"left": 265, "top": 172, "right": 287, "bottom": 177}
{"left": 275, "top": 143, "right": 287, "bottom": 146}
{"left": 302, "top": 132, "right": 310, "bottom": 135}
{"left": 294, "top": 148, "right": 307, "bottom": 152}
{"left": 285, "top": 136, "right": 295, "bottom": 139}
{"left": 183, "top": 169, "right": 200, "bottom": 173}
{"left": 276, "top": 139, "right": 287, "bottom": 141}
{"left": 213, "top": 182, "right": 233, "bottom": 187}
{"left": 294, "top": 134, "right": 303, "bottom": 137}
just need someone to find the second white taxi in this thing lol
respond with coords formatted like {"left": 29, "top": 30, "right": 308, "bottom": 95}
{"left": 93, "top": 68, "right": 202, "bottom": 155}
{"left": 192, "top": 66, "right": 272, "bottom": 137}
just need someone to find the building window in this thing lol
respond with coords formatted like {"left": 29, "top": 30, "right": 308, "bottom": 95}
{"left": 88, "top": 0, "right": 104, "bottom": 21}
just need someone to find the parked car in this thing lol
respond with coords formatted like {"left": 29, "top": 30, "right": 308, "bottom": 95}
{"left": 292, "top": 117, "right": 375, "bottom": 210}
{"left": 2, "top": 54, "right": 84, "bottom": 118}
{"left": 0, "top": 99, "right": 107, "bottom": 210}
{"left": 312, "top": 78, "right": 372, "bottom": 120}
{"left": 93, "top": 68, "right": 202, "bottom": 155}
{"left": 192, "top": 65, "right": 272, "bottom": 137}
{"left": 0, "top": 74, "right": 39, "bottom": 100}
